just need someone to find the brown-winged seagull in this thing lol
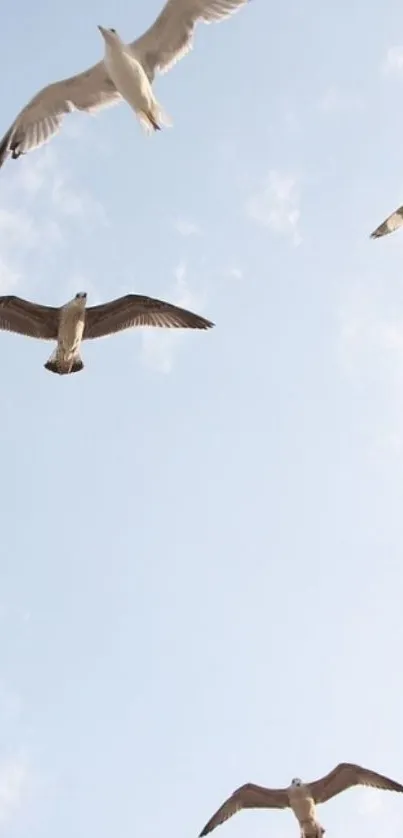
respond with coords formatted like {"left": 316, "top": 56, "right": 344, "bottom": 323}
{"left": 199, "top": 763, "right": 403, "bottom": 836}
{"left": 0, "top": 0, "right": 250, "bottom": 166}
{"left": 370, "top": 204, "right": 403, "bottom": 239}
{"left": 0, "top": 291, "right": 213, "bottom": 374}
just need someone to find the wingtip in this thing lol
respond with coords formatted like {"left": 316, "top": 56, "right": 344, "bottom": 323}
{"left": 369, "top": 226, "right": 386, "bottom": 239}
{"left": 0, "top": 142, "right": 9, "bottom": 170}
{"left": 0, "top": 127, "right": 13, "bottom": 169}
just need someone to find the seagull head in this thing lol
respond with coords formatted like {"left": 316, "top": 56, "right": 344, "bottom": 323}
{"left": 73, "top": 291, "right": 88, "bottom": 309}
{"left": 97, "top": 26, "right": 121, "bottom": 46}
{"left": 291, "top": 778, "right": 303, "bottom": 788}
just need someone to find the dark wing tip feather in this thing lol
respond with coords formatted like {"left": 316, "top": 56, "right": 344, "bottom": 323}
{"left": 198, "top": 789, "right": 244, "bottom": 837}
{"left": 370, "top": 206, "right": 403, "bottom": 239}
{"left": 355, "top": 764, "right": 403, "bottom": 793}
{"left": 0, "top": 128, "right": 13, "bottom": 168}
{"left": 197, "top": 783, "right": 286, "bottom": 836}
{"left": 370, "top": 224, "right": 388, "bottom": 239}
{"left": 191, "top": 315, "right": 214, "bottom": 330}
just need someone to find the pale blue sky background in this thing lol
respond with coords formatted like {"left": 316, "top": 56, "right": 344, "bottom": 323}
{"left": 1, "top": 1, "right": 403, "bottom": 837}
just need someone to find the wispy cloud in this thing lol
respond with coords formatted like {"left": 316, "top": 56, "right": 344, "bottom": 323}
{"left": 317, "top": 85, "right": 364, "bottom": 114}
{"left": 338, "top": 289, "right": 403, "bottom": 378}
{"left": 0, "top": 683, "right": 22, "bottom": 729}
{"left": 0, "top": 751, "right": 30, "bottom": 827}
{"left": 246, "top": 170, "right": 302, "bottom": 245}
{"left": 0, "top": 149, "right": 106, "bottom": 298}
{"left": 141, "top": 260, "right": 207, "bottom": 374}
{"left": 173, "top": 219, "right": 203, "bottom": 237}
{"left": 14, "top": 149, "right": 107, "bottom": 229}
{"left": 223, "top": 266, "right": 243, "bottom": 281}
{"left": 355, "top": 789, "right": 403, "bottom": 838}
{"left": 356, "top": 786, "right": 385, "bottom": 816}
{"left": 337, "top": 282, "right": 403, "bottom": 457}
{"left": 382, "top": 46, "right": 403, "bottom": 77}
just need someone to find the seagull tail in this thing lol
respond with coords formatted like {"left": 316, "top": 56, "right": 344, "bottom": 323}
{"left": 44, "top": 353, "right": 84, "bottom": 375}
{"left": 138, "top": 101, "right": 172, "bottom": 133}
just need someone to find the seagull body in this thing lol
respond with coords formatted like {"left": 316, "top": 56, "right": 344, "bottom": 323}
{"left": 0, "top": 291, "right": 213, "bottom": 375}
{"left": 46, "top": 292, "right": 87, "bottom": 374}
{"left": 0, "top": 0, "right": 250, "bottom": 166}
{"left": 99, "top": 27, "right": 170, "bottom": 132}
{"left": 199, "top": 763, "right": 403, "bottom": 836}
{"left": 370, "top": 204, "right": 403, "bottom": 239}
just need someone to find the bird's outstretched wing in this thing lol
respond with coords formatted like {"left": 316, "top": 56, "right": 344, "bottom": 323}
{"left": 0, "top": 63, "right": 120, "bottom": 167}
{"left": 199, "top": 783, "right": 289, "bottom": 836}
{"left": 83, "top": 294, "right": 214, "bottom": 340}
{"left": 370, "top": 206, "right": 403, "bottom": 239}
{"left": 0, "top": 296, "right": 59, "bottom": 339}
{"left": 130, "top": 0, "right": 251, "bottom": 80}
{"left": 309, "top": 763, "right": 403, "bottom": 804}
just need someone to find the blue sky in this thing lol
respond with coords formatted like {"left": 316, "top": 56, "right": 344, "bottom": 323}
{"left": 1, "top": 0, "right": 403, "bottom": 836}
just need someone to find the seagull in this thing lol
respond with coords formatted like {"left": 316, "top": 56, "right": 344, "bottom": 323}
{"left": 199, "top": 763, "right": 403, "bottom": 836}
{"left": 98, "top": 27, "right": 171, "bottom": 133}
{"left": 0, "top": 0, "right": 251, "bottom": 167}
{"left": 370, "top": 205, "right": 403, "bottom": 239}
{"left": 0, "top": 291, "right": 214, "bottom": 374}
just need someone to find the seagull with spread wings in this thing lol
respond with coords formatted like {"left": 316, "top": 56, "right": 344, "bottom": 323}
{"left": 0, "top": 291, "right": 213, "bottom": 374}
{"left": 370, "top": 204, "right": 403, "bottom": 239}
{"left": 0, "top": 0, "right": 251, "bottom": 167}
{"left": 199, "top": 763, "right": 403, "bottom": 836}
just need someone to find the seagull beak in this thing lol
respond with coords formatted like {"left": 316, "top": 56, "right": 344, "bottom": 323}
{"left": 97, "top": 25, "right": 106, "bottom": 36}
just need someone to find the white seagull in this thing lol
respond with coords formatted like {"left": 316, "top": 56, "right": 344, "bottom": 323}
{"left": 0, "top": 0, "right": 251, "bottom": 166}
{"left": 0, "top": 291, "right": 214, "bottom": 374}
{"left": 199, "top": 763, "right": 403, "bottom": 836}
{"left": 370, "top": 204, "right": 403, "bottom": 239}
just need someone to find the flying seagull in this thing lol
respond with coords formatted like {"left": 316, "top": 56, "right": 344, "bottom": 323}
{"left": 199, "top": 763, "right": 403, "bottom": 836}
{"left": 370, "top": 204, "right": 403, "bottom": 239}
{"left": 0, "top": 291, "right": 214, "bottom": 374}
{"left": 0, "top": 0, "right": 251, "bottom": 166}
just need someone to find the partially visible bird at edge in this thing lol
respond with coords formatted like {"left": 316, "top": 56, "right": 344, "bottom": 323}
{"left": 370, "top": 204, "right": 403, "bottom": 239}
{"left": 199, "top": 763, "right": 403, "bottom": 836}
{"left": 0, "top": 0, "right": 251, "bottom": 167}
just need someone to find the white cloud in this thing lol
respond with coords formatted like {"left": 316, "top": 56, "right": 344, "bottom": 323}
{"left": 141, "top": 260, "right": 207, "bottom": 374}
{"left": 0, "top": 684, "right": 22, "bottom": 728}
{"left": 356, "top": 786, "right": 384, "bottom": 816}
{"left": 337, "top": 282, "right": 403, "bottom": 459}
{"left": 174, "top": 219, "right": 202, "bottom": 237}
{"left": 0, "top": 752, "right": 30, "bottom": 827}
{"left": 223, "top": 266, "right": 243, "bottom": 280}
{"left": 0, "top": 258, "right": 20, "bottom": 295}
{"left": 318, "top": 86, "right": 364, "bottom": 113}
{"left": 354, "top": 789, "right": 403, "bottom": 838}
{"left": 338, "top": 290, "right": 403, "bottom": 379}
{"left": 246, "top": 170, "right": 302, "bottom": 245}
{"left": 382, "top": 46, "right": 403, "bottom": 77}
{"left": 50, "top": 172, "right": 107, "bottom": 227}
{"left": 0, "top": 148, "right": 106, "bottom": 298}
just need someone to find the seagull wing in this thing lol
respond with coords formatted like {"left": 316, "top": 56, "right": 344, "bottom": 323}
{"left": 83, "top": 294, "right": 214, "bottom": 340}
{"left": 130, "top": 0, "right": 250, "bottom": 80}
{"left": 0, "top": 296, "right": 59, "bottom": 339}
{"left": 199, "top": 783, "right": 289, "bottom": 836}
{"left": 309, "top": 763, "right": 403, "bottom": 804}
{"left": 370, "top": 206, "right": 403, "bottom": 239}
{"left": 0, "top": 62, "right": 121, "bottom": 167}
